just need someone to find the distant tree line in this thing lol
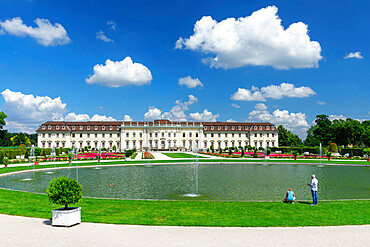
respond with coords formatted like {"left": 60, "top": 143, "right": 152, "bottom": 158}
{"left": 278, "top": 114, "right": 370, "bottom": 147}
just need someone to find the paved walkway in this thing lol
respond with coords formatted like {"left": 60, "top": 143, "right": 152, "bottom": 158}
{"left": 0, "top": 214, "right": 368, "bottom": 247}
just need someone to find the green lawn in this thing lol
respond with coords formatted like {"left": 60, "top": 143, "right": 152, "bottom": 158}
{"left": 0, "top": 188, "right": 368, "bottom": 227}
{"left": 162, "top": 153, "right": 208, "bottom": 158}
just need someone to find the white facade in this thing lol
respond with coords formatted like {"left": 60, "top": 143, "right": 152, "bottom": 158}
{"left": 37, "top": 120, "right": 278, "bottom": 151}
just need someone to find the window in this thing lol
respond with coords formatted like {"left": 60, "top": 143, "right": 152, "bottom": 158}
{"left": 48, "top": 125, "right": 52, "bottom": 130}
{"left": 110, "top": 133, "right": 112, "bottom": 138}
{"left": 204, "top": 133, "right": 207, "bottom": 138}
{"left": 126, "top": 133, "right": 129, "bottom": 138}
{"left": 225, "top": 133, "right": 228, "bottom": 138}
{"left": 267, "top": 141, "right": 270, "bottom": 147}
{"left": 48, "top": 134, "right": 51, "bottom": 138}
{"left": 62, "top": 126, "right": 65, "bottom": 130}
{"left": 254, "top": 133, "right": 257, "bottom": 137}
{"left": 95, "top": 133, "right": 98, "bottom": 138}
{"left": 232, "top": 133, "right": 234, "bottom": 138}
{"left": 211, "top": 133, "right": 214, "bottom": 138}
{"left": 102, "top": 133, "right": 105, "bottom": 138}
{"left": 272, "top": 141, "right": 275, "bottom": 147}
{"left": 162, "top": 132, "right": 164, "bottom": 138}
{"left": 260, "top": 133, "right": 262, "bottom": 137}
{"left": 271, "top": 126, "right": 275, "bottom": 130}
{"left": 225, "top": 126, "right": 228, "bottom": 130}
{"left": 56, "top": 133, "right": 59, "bottom": 138}
{"left": 109, "top": 126, "right": 113, "bottom": 130}
{"left": 80, "top": 125, "right": 83, "bottom": 130}
{"left": 196, "top": 133, "right": 198, "bottom": 138}
{"left": 211, "top": 126, "right": 214, "bottom": 130}
{"left": 189, "top": 133, "right": 192, "bottom": 138}
{"left": 140, "top": 132, "right": 143, "bottom": 138}
{"left": 87, "top": 126, "right": 90, "bottom": 130}
{"left": 42, "top": 126, "right": 46, "bottom": 130}
{"left": 272, "top": 133, "right": 275, "bottom": 137}
{"left": 260, "top": 141, "right": 263, "bottom": 147}
{"left": 218, "top": 133, "right": 221, "bottom": 137}
{"left": 94, "top": 125, "right": 98, "bottom": 130}
{"left": 259, "top": 126, "right": 262, "bottom": 130}
{"left": 174, "top": 133, "right": 176, "bottom": 137}
{"left": 168, "top": 132, "right": 171, "bottom": 137}
{"left": 218, "top": 126, "right": 221, "bottom": 130}
{"left": 225, "top": 141, "right": 228, "bottom": 147}
{"left": 204, "top": 141, "right": 207, "bottom": 148}
{"left": 254, "top": 141, "right": 257, "bottom": 147}
{"left": 238, "top": 126, "right": 241, "bottom": 130}
{"left": 267, "top": 133, "right": 269, "bottom": 137}
{"left": 183, "top": 133, "right": 186, "bottom": 138}
{"left": 62, "top": 134, "right": 65, "bottom": 138}
{"left": 155, "top": 133, "right": 158, "bottom": 138}
{"left": 56, "top": 126, "right": 59, "bottom": 130}
{"left": 72, "top": 134, "right": 75, "bottom": 137}
{"left": 232, "top": 126, "right": 235, "bottom": 130}
{"left": 102, "top": 126, "right": 105, "bottom": 130}
{"left": 245, "top": 126, "right": 248, "bottom": 130}
{"left": 150, "top": 133, "right": 152, "bottom": 138}
{"left": 266, "top": 126, "right": 270, "bottom": 130}
{"left": 133, "top": 132, "right": 136, "bottom": 138}
{"left": 204, "top": 127, "right": 207, "bottom": 130}
{"left": 72, "top": 126, "right": 75, "bottom": 130}
{"left": 80, "top": 134, "right": 83, "bottom": 138}
{"left": 239, "top": 133, "right": 241, "bottom": 138}
{"left": 87, "top": 133, "right": 90, "bottom": 138}
{"left": 254, "top": 126, "right": 257, "bottom": 130}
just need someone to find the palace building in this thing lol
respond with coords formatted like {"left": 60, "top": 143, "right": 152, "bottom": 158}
{"left": 37, "top": 119, "right": 279, "bottom": 151}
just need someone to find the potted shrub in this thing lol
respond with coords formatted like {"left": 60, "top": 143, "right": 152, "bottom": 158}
{"left": 327, "top": 152, "right": 332, "bottom": 161}
{"left": 292, "top": 151, "right": 298, "bottom": 160}
{"left": 3, "top": 157, "right": 9, "bottom": 167}
{"left": 46, "top": 176, "right": 83, "bottom": 227}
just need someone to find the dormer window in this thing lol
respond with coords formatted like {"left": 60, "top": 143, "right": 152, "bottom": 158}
{"left": 232, "top": 126, "right": 235, "bottom": 130}
{"left": 42, "top": 126, "right": 46, "bottom": 130}
{"left": 225, "top": 126, "right": 228, "bottom": 130}
{"left": 218, "top": 126, "right": 221, "bottom": 130}
{"left": 72, "top": 126, "right": 75, "bottom": 130}
{"left": 266, "top": 126, "right": 270, "bottom": 130}
{"left": 211, "top": 126, "right": 214, "bottom": 130}
{"left": 259, "top": 126, "right": 262, "bottom": 130}
{"left": 204, "top": 127, "right": 207, "bottom": 130}
{"left": 254, "top": 126, "right": 257, "bottom": 130}
{"left": 87, "top": 126, "right": 90, "bottom": 130}
{"left": 245, "top": 126, "right": 248, "bottom": 130}
{"left": 238, "top": 126, "right": 241, "bottom": 130}
{"left": 109, "top": 126, "right": 113, "bottom": 130}
{"left": 102, "top": 126, "right": 105, "bottom": 130}
{"left": 94, "top": 125, "right": 98, "bottom": 130}
{"left": 80, "top": 125, "right": 83, "bottom": 130}
{"left": 48, "top": 125, "right": 52, "bottom": 130}
{"left": 271, "top": 126, "right": 275, "bottom": 130}
{"left": 56, "top": 126, "right": 59, "bottom": 130}
{"left": 62, "top": 126, "right": 65, "bottom": 130}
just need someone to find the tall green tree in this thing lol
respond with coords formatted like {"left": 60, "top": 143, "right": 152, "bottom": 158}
{"left": 277, "top": 125, "right": 302, "bottom": 146}
{"left": 0, "top": 111, "right": 11, "bottom": 147}
{"left": 10, "top": 133, "right": 32, "bottom": 146}
{"left": 312, "top": 114, "right": 332, "bottom": 145}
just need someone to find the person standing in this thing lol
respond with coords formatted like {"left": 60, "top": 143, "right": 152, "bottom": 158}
{"left": 307, "top": 174, "right": 318, "bottom": 205}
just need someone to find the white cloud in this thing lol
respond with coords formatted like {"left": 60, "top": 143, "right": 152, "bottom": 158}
{"left": 107, "top": 21, "right": 116, "bottom": 30}
{"left": 0, "top": 17, "right": 71, "bottom": 46}
{"left": 1, "top": 89, "right": 67, "bottom": 133}
{"left": 344, "top": 52, "right": 363, "bottom": 59}
{"left": 231, "top": 83, "right": 316, "bottom": 102}
{"left": 86, "top": 57, "right": 153, "bottom": 87}
{"left": 226, "top": 119, "right": 236, "bottom": 122}
{"left": 64, "top": 113, "right": 117, "bottom": 122}
{"left": 328, "top": 114, "right": 347, "bottom": 121}
{"left": 96, "top": 30, "right": 113, "bottom": 42}
{"left": 144, "top": 95, "right": 199, "bottom": 121}
{"left": 144, "top": 106, "right": 162, "bottom": 121}
{"left": 178, "top": 76, "right": 204, "bottom": 88}
{"left": 176, "top": 6, "right": 322, "bottom": 69}
{"left": 124, "top": 115, "right": 133, "bottom": 121}
{"left": 248, "top": 103, "right": 309, "bottom": 138}
{"left": 231, "top": 103, "right": 241, "bottom": 108}
{"left": 189, "top": 109, "right": 219, "bottom": 122}
{"left": 316, "top": 100, "right": 325, "bottom": 105}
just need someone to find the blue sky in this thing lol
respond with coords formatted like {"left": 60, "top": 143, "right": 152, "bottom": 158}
{"left": 0, "top": 0, "right": 369, "bottom": 138}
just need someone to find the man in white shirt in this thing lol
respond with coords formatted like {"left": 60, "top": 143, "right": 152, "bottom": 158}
{"left": 307, "top": 174, "right": 318, "bottom": 205}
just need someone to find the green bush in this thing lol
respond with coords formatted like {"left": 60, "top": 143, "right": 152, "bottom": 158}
{"left": 46, "top": 176, "right": 83, "bottom": 209}
{"left": 329, "top": 143, "right": 338, "bottom": 153}
{"left": 253, "top": 149, "right": 258, "bottom": 158}
{"left": 340, "top": 148, "right": 363, "bottom": 157}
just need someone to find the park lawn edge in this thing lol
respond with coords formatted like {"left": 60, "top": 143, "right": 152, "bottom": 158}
{"left": 0, "top": 161, "right": 369, "bottom": 227}
{"left": 0, "top": 188, "right": 369, "bottom": 227}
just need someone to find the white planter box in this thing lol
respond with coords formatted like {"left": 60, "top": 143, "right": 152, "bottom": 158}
{"left": 52, "top": 207, "right": 81, "bottom": 227}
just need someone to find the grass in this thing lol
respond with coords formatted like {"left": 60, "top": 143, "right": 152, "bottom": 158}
{"left": 0, "top": 188, "right": 368, "bottom": 227}
{"left": 162, "top": 153, "right": 208, "bottom": 158}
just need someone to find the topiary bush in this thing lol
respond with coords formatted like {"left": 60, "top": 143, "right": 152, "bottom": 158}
{"left": 46, "top": 176, "right": 83, "bottom": 209}
{"left": 329, "top": 143, "right": 338, "bottom": 153}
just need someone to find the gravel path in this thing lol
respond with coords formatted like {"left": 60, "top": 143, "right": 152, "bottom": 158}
{"left": 0, "top": 214, "right": 369, "bottom": 247}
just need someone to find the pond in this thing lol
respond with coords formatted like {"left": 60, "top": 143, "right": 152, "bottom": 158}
{"left": 0, "top": 163, "right": 369, "bottom": 201}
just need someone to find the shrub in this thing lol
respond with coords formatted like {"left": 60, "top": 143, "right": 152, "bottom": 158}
{"left": 253, "top": 149, "right": 258, "bottom": 158}
{"left": 46, "top": 176, "right": 83, "bottom": 209}
{"left": 329, "top": 143, "right": 338, "bottom": 153}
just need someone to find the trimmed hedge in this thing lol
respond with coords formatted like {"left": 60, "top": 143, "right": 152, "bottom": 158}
{"left": 270, "top": 146, "right": 320, "bottom": 154}
{"left": 340, "top": 148, "right": 363, "bottom": 157}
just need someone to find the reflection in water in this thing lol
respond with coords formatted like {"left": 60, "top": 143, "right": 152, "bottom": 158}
{"left": 0, "top": 164, "right": 369, "bottom": 201}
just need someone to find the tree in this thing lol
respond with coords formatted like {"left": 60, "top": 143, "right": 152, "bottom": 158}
{"left": 11, "top": 133, "right": 31, "bottom": 146}
{"left": 0, "top": 111, "right": 6, "bottom": 130}
{"left": 46, "top": 176, "right": 83, "bottom": 209}
{"left": 0, "top": 111, "right": 11, "bottom": 147}
{"left": 277, "top": 125, "right": 302, "bottom": 146}
{"left": 312, "top": 114, "right": 332, "bottom": 145}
